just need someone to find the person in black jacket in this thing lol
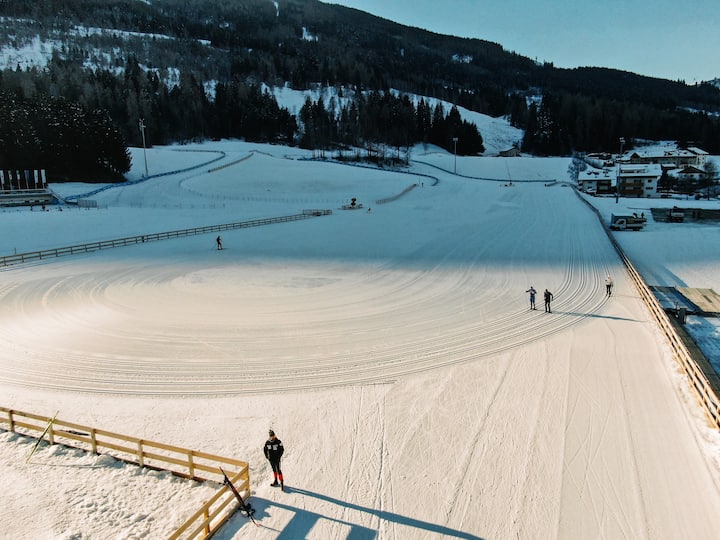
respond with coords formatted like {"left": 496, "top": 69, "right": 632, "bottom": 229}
{"left": 264, "top": 429, "right": 285, "bottom": 490}
{"left": 544, "top": 289, "right": 554, "bottom": 313}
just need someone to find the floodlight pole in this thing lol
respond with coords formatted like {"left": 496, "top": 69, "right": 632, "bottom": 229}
{"left": 139, "top": 119, "right": 149, "bottom": 177}
{"left": 616, "top": 137, "right": 625, "bottom": 203}
{"left": 453, "top": 137, "right": 459, "bottom": 174}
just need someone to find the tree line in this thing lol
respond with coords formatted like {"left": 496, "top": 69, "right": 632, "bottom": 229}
{"left": 0, "top": 58, "right": 484, "bottom": 181}
{"left": 2, "top": 0, "right": 720, "bottom": 180}
{"left": 518, "top": 92, "right": 720, "bottom": 156}
{"left": 0, "top": 88, "right": 130, "bottom": 181}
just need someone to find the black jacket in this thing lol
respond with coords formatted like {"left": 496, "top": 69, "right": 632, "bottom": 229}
{"left": 264, "top": 437, "right": 284, "bottom": 461}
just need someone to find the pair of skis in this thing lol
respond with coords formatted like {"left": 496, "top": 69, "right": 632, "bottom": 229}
{"left": 219, "top": 467, "right": 258, "bottom": 527}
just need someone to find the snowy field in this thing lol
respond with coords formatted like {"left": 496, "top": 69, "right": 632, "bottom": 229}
{"left": 1, "top": 140, "right": 720, "bottom": 539}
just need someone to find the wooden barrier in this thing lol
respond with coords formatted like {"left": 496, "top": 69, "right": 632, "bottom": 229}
{"left": 0, "top": 407, "right": 251, "bottom": 539}
{"left": 0, "top": 211, "right": 331, "bottom": 267}
{"left": 618, "top": 252, "right": 720, "bottom": 429}
{"left": 575, "top": 191, "right": 720, "bottom": 430}
{"left": 168, "top": 468, "right": 251, "bottom": 540}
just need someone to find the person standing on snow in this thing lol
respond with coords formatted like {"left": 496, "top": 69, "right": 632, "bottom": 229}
{"left": 216, "top": 235, "right": 223, "bottom": 250}
{"left": 544, "top": 288, "right": 554, "bottom": 313}
{"left": 264, "top": 429, "right": 285, "bottom": 491}
{"left": 526, "top": 286, "right": 537, "bottom": 310}
{"left": 605, "top": 276, "right": 614, "bottom": 296}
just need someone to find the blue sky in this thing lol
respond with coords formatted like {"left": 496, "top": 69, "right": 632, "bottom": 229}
{"left": 320, "top": 1, "right": 720, "bottom": 83}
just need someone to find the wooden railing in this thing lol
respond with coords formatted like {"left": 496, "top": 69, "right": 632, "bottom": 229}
{"left": 575, "top": 191, "right": 720, "bottom": 429}
{"left": 0, "top": 211, "right": 330, "bottom": 267}
{"left": 618, "top": 251, "right": 720, "bottom": 429}
{"left": 0, "top": 407, "right": 251, "bottom": 539}
{"left": 169, "top": 468, "right": 251, "bottom": 540}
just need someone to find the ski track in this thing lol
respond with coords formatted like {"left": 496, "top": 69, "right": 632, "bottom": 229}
{"left": 445, "top": 355, "right": 512, "bottom": 524}
{"left": 0, "top": 184, "right": 619, "bottom": 398}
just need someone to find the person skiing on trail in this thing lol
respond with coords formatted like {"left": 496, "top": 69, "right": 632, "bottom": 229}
{"left": 605, "top": 276, "right": 613, "bottom": 296}
{"left": 216, "top": 235, "right": 222, "bottom": 250}
{"left": 264, "top": 429, "right": 285, "bottom": 491}
{"left": 526, "top": 286, "right": 537, "bottom": 310}
{"left": 544, "top": 289, "right": 554, "bottom": 313}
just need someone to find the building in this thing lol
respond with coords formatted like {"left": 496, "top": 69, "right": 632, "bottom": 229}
{"left": 498, "top": 146, "right": 521, "bottom": 157}
{"left": 617, "top": 164, "right": 662, "bottom": 198}
{"left": 577, "top": 168, "right": 614, "bottom": 195}
{"left": 671, "top": 165, "right": 705, "bottom": 183}
{"left": 622, "top": 146, "right": 707, "bottom": 169}
{"left": 0, "top": 169, "right": 56, "bottom": 207}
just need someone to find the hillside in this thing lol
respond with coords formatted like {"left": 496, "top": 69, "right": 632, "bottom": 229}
{"left": 1, "top": 0, "right": 720, "bottom": 175}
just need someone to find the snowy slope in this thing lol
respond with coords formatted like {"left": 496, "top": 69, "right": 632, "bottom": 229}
{"left": 1, "top": 141, "right": 720, "bottom": 539}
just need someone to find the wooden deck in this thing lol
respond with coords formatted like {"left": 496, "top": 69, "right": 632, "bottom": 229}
{"left": 650, "top": 286, "right": 701, "bottom": 314}
{"left": 677, "top": 287, "right": 720, "bottom": 315}
{"left": 650, "top": 286, "right": 720, "bottom": 316}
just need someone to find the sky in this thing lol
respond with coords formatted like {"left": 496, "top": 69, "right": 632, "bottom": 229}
{"left": 321, "top": 0, "right": 720, "bottom": 83}
{"left": 1, "top": 101, "right": 720, "bottom": 537}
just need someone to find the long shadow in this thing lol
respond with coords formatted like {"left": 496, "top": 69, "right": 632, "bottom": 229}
{"left": 243, "top": 487, "right": 484, "bottom": 540}
{"left": 554, "top": 310, "right": 640, "bottom": 323}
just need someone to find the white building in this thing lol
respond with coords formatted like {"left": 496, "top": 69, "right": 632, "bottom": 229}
{"left": 622, "top": 146, "right": 707, "bottom": 169}
{"left": 617, "top": 164, "right": 662, "bottom": 198}
{"left": 577, "top": 168, "right": 613, "bottom": 195}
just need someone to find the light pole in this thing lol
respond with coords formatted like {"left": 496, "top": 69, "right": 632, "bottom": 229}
{"left": 616, "top": 137, "right": 625, "bottom": 203}
{"left": 139, "top": 118, "right": 149, "bottom": 177}
{"left": 452, "top": 137, "right": 459, "bottom": 174}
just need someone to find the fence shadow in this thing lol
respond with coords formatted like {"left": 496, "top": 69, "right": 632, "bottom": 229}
{"left": 232, "top": 487, "right": 484, "bottom": 540}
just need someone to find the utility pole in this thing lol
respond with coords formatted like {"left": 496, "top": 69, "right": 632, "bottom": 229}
{"left": 616, "top": 137, "right": 625, "bottom": 203}
{"left": 139, "top": 119, "right": 149, "bottom": 177}
{"left": 453, "top": 137, "right": 459, "bottom": 174}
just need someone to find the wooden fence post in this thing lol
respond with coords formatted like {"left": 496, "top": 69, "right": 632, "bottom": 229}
{"left": 188, "top": 450, "right": 195, "bottom": 478}
{"left": 90, "top": 428, "right": 98, "bottom": 453}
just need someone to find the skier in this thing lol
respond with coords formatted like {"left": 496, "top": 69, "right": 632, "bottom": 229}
{"left": 605, "top": 276, "right": 614, "bottom": 296}
{"left": 525, "top": 286, "right": 537, "bottom": 310}
{"left": 264, "top": 429, "right": 285, "bottom": 491}
{"left": 544, "top": 288, "right": 554, "bottom": 313}
{"left": 216, "top": 235, "right": 223, "bottom": 250}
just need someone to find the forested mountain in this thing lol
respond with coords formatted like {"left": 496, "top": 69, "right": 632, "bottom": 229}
{"left": 1, "top": 0, "right": 720, "bottom": 181}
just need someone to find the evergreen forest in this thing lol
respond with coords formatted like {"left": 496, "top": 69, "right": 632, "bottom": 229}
{"left": 1, "top": 0, "right": 719, "bottom": 181}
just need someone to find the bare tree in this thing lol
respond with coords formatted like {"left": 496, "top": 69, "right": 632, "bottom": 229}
{"left": 702, "top": 160, "right": 718, "bottom": 200}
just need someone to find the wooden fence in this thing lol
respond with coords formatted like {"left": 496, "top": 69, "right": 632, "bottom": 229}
{"left": 0, "top": 211, "right": 330, "bottom": 267}
{"left": 0, "top": 407, "right": 252, "bottom": 539}
{"left": 617, "top": 251, "right": 720, "bottom": 429}
{"left": 575, "top": 191, "right": 720, "bottom": 429}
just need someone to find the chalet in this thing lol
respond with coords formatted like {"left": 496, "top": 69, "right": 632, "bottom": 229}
{"left": 498, "top": 146, "right": 521, "bottom": 157}
{"left": 671, "top": 165, "right": 704, "bottom": 183}
{"left": 577, "top": 168, "right": 613, "bottom": 194}
{"left": 617, "top": 164, "right": 662, "bottom": 198}
{"left": 622, "top": 146, "right": 707, "bottom": 169}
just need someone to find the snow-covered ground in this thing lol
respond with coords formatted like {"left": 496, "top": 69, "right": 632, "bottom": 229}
{"left": 1, "top": 140, "right": 720, "bottom": 540}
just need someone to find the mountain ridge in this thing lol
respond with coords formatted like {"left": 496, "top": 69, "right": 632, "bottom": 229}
{"left": 1, "top": 0, "right": 719, "bottom": 174}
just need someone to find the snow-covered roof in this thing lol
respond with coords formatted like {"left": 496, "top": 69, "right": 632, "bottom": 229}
{"left": 578, "top": 168, "right": 613, "bottom": 181}
{"left": 618, "top": 163, "right": 663, "bottom": 177}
